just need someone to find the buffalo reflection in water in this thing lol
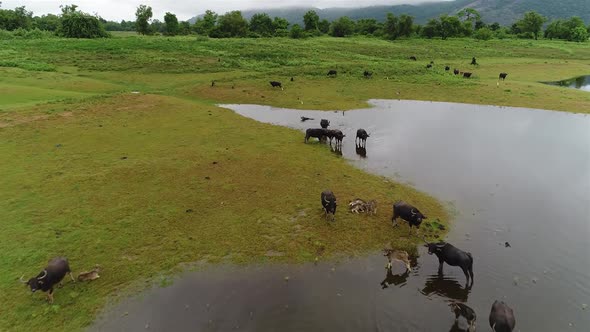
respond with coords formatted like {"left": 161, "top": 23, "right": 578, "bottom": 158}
{"left": 420, "top": 274, "right": 472, "bottom": 302}
{"left": 355, "top": 143, "right": 367, "bottom": 158}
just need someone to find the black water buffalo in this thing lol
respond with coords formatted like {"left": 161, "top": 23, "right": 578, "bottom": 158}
{"left": 269, "top": 81, "right": 283, "bottom": 89}
{"left": 321, "top": 190, "right": 337, "bottom": 221}
{"left": 450, "top": 302, "right": 477, "bottom": 331}
{"left": 326, "top": 129, "right": 345, "bottom": 147}
{"left": 392, "top": 200, "right": 427, "bottom": 233}
{"left": 454, "top": 69, "right": 460, "bottom": 75}
{"left": 305, "top": 128, "right": 327, "bottom": 143}
{"left": 463, "top": 72, "right": 472, "bottom": 78}
{"left": 320, "top": 119, "right": 330, "bottom": 129}
{"left": 425, "top": 241, "right": 474, "bottom": 284}
{"left": 426, "top": 64, "right": 433, "bottom": 69}
{"left": 499, "top": 72, "right": 508, "bottom": 81}
{"left": 327, "top": 70, "right": 337, "bottom": 77}
{"left": 445, "top": 66, "right": 450, "bottom": 71}
{"left": 20, "top": 257, "right": 75, "bottom": 303}
{"left": 471, "top": 57, "right": 477, "bottom": 65}
{"left": 409, "top": 56, "right": 417, "bottom": 61}
{"left": 356, "top": 128, "right": 369, "bottom": 147}
{"left": 363, "top": 70, "right": 373, "bottom": 78}
{"left": 489, "top": 301, "right": 516, "bottom": 332}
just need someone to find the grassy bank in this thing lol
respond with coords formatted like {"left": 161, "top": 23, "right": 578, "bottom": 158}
{"left": 0, "top": 35, "right": 587, "bottom": 330}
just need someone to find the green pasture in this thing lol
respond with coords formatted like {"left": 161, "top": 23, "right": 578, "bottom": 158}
{"left": 0, "top": 35, "right": 588, "bottom": 331}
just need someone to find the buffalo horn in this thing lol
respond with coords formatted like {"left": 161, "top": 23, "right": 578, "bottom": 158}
{"left": 411, "top": 208, "right": 417, "bottom": 216}
{"left": 38, "top": 270, "right": 48, "bottom": 280}
{"left": 19, "top": 275, "right": 27, "bottom": 283}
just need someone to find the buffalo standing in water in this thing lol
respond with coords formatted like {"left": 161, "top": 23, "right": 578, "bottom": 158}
{"left": 489, "top": 300, "right": 516, "bottom": 332}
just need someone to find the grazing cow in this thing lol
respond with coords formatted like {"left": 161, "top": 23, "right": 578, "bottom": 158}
{"left": 445, "top": 66, "right": 450, "bottom": 71}
{"left": 321, "top": 190, "right": 337, "bottom": 221}
{"left": 20, "top": 257, "right": 75, "bottom": 303}
{"left": 391, "top": 200, "right": 427, "bottom": 233}
{"left": 489, "top": 301, "right": 516, "bottom": 332}
{"left": 327, "top": 70, "right": 337, "bottom": 77}
{"left": 320, "top": 119, "right": 330, "bottom": 129}
{"left": 471, "top": 57, "right": 477, "bottom": 65}
{"left": 269, "top": 81, "right": 283, "bottom": 90}
{"left": 363, "top": 70, "right": 373, "bottom": 78}
{"left": 426, "top": 64, "right": 433, "bottom": 69}
{"left": 356, "top": 129, "right": 369, "bottom": 147}
{"left": 450, "top": 302, "right": 477, "bottom": 332}
{"left": 409, "top": 56, "right": 417, "bottom": 61}
{"left": 453, "top": 69, "right": 460, "bottom": 75}
{"left": 463, "top": 72, "right": 472, "bottom": 78}
{"left": 383, "top": 249, "right": 411, "bottom": 271}
{"left": 425, "top": 240, "right": 474, "bottom": 284}
{"left": 499, "top": 72, "right": 508, "bottom": 81}
{"left": 305, "top": 128, "right": 328, "bottom": 143}
{"left": 326, "top": 129, "right": 345, "bottom": 147}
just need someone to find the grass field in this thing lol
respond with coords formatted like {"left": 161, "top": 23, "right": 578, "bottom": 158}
{"left": 0, "top": 35, "right": 588, "bottom": 331}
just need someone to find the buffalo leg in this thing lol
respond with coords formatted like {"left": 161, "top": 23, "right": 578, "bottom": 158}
{"left": 48, "top": 288, "right": 54, "bottom": 303}
{"left": 438, "top": 259, "right": 444, "bottom": 274}
{"left": 461, "top": 266, "right": 470, "bottom": 284}
{"left": 69, "top": 272, "right": 75, "bottom": 282}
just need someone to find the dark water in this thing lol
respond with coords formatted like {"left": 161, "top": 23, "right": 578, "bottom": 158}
{"left": 92, "top": 100, "right": 590, "bottom": 331}
{"left": 544, "top": 75, "right": 590, "bottom": 92}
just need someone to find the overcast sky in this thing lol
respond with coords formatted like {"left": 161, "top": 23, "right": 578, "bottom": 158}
{"left": 2, "top": 0, "right": 442, "bottom": 21}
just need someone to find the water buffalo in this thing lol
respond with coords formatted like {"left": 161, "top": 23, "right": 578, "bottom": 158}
{"left": 426, "top": 64, "right": 433, "bottom": 69}
{"left": 304, "top": 128, "right": 327, "bottom": 143}
{"left": 391, "top": 200, "right": 427, "bottom": 233}
{"left": 445, "top": 66, "right": 450, "bottom": 71}
{"left": 409, "top": 56, "right": 417, "bottom": 61}
{"left": 499, "top": 72, "right": 508, "bottom": 81}
{"left": 356, "top": 129, "right": 369, "bottom": 147}
{"left": 321, "top": 190, "right": 337, "bottom": 221}
{"left": 454, "top": 69, "right": 460, "bottom": 75}
{"left": 489, "top": 300, "right": 515, "bottom": 332}
{"left": 450, "top": 302, "right": 477, "bottom": 332}
{"left": 463, "top": 72, "right": 472, "bottom": 78}
{"left": 20, "top": 257, "right": 75, "bottom": 303}
{"left": 327, "top": 70, "right": 337, "bottom": 77}
{"left": 269, "top": 81, "right": 283, "bottom": 90}
{"left": 320, "top": 119, "right": 330, "bottom": 129}
{"left": 363, "top": 70, "right": 373, "bottom": 78}
{"left": 326, "top": 129, "right": 345, "bottom": 147}
{"left": 425, "top": 240, "right": 474, "bottom": 284}
{"left": 471, "top": 57, "right": 477, "bottom": 65}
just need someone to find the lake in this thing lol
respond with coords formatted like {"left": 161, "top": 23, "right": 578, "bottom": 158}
{"left": 92, "top": 100, "right": 590, "bottom": 332}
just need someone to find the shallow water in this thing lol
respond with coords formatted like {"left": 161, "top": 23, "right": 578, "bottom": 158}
{"left": 93, "top": 100, "right": 590, "bottom": 331}
{"left": 544, "top": 75, "right": 590, "bottom": 92}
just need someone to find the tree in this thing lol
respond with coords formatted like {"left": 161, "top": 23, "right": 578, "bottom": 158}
{"left": 516, "top": 11, "right": 546, "bottom": 40}
{"left": 570, "top": 26, "right": 589, "bottom": 42}
{"left": 150, "top": 19, "right": 164, "bottom": 34}
{"left": 318, "top": 19, "right": 330, "bottom": 34}
{"left": 383, "top": 13, "right": 399, "bottom": 40}
{"left": 58, "top": 4, "right": 108, "bottom": 38}
{"left": 474, "top": 27, "right": 493, "bottom": 40}
{"left": 178, "top": 21, "right": 191, "bottom": 35}
{"left": 398, "top": 14, "right": 414, "bottom": 38}
{"left": 213, "top": 11, "right": 248, "bottom": 38}
{"left": 356, "top": 18, "right": 380, "bottom": 36}
{"left": 489, "top": 22, "right": 501, "bottom": 31}
{"left": 194, "top": 10, "right": 217, "bottom": 36}
{"left": 421, "top": 18, "right": 440, "bottom": 38}
{"left": 289, "top": 24, "right": 305, "bottom": 39}
{"left": 272, "top": 17, "right": 289, "bottom": 36}
{"left": 135, "top": 4, "right": 152, "bottom": 35}
{"left": 33, "top": 14, "right": 59, "bottom": 31}
{"left": 439, "top": 15, "right": 462, "bottom": 39}
{"left": 249, "top": 13, "right": 273, "bottom": 37}
{"left": 458, "top": 8, "right": 481, "bottom": 30}
{"left": 163, "top": 12, "right": 179, "bottom": 36}
{"left": 329, "top": 16, "right": 354, "bottom": 37}
{"left": 303, "top": 10, "right": 319, "bottom": 31}
{"left": 0, "top": 5, "right": 33, "bottom": 30}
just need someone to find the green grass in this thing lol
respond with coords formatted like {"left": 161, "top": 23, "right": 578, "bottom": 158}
{"left": 0, "top": 35, "right": 588, "bottom": 331}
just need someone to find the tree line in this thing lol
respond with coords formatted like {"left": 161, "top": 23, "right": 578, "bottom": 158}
{"left": 1, "top": 2, "right": 588, "bottom": 42}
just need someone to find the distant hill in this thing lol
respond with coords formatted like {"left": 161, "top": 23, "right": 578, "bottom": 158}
{"left": 189, "top": 0, "right": 590, "bottom": 26}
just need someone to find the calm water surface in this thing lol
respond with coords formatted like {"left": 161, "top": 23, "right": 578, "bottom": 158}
{"left": 93, "top": 100, "right": 590, "bottom": 332}
{"left": 544, "top": 75, "right": 590, "bottom": 92}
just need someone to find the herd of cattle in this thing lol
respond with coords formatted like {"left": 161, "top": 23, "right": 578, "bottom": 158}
{"left": 307, "top": 115, "right": 515, "bottom": 331}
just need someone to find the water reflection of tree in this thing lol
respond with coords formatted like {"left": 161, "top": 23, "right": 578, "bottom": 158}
{"left": 420, "top": 274, "right": 472, "bottom": 302}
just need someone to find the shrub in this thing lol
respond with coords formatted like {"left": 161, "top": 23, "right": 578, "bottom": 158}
{"left": 58, "top": 6, "right": 109, "bottom": 38}
{"left": 474, "top": 27, "right": 493, "bottom": 40}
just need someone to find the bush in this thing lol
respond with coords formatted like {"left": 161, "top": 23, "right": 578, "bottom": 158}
{"left": 474, "top": 27, "right": 493, "bottom": 40}
{"left": 570, "top": 26, "right": 589, "bottom": 42}
{"left": 58, "top": 7, "right": 109, "bottom": 38}
{"left": 289, "top": 24, "right": 305, "bottom": 39}
{"left": 0, "top": 28, "right": 55, "bottom": 39}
